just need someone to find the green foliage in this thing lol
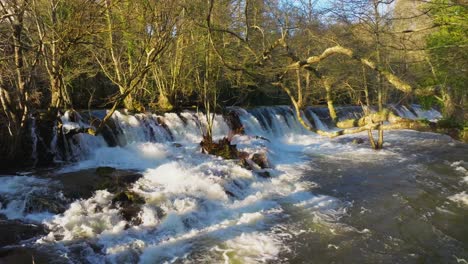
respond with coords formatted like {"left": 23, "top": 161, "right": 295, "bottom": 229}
{"left": 426, "top": 0, "right": 467, "bottom": 94}
{"left": 418, "top": 95, "right": 441, "bottom": 110}
{"left": 436, "top": 118, "right": 463, "bottom": 129}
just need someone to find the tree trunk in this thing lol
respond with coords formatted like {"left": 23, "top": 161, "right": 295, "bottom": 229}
{"left": 324, "top": 79, "right": 337, "bottom": 123}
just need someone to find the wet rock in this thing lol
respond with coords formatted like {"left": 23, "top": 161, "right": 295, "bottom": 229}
{"left": 224, "top": 190, "right": 236, "bottom": 198}
{"left": 251, "top": 153, "right": 270, "bottom": 169}
{"left": 334, "top": 137, "right": 366, "bottom": 145}
{"left": 0, "top": 220, "right": 47, "bottom": 247}
{"left": 56, "top": 168, "right": 143, "bottom": 200}
{"left": 0, "top": 246, "right": 63, "bottom": 264}
{"left": 96, "top": 166, "right": 117, "bottom": 176}
{"left": 111, "top": 191, "right": 144, "bottom": 226}
{"left": 100, "top": 118, "right": 121, "bottom": 147}
{"left": 112, "top": 191, "right": 145, "bottom": 205}
{"left": 103, "top": 171, "right": 142, "bottom": 189}
{"left": 352, "top": 138, "right": 365, "bottom": 144}
{"left": 237, "top": 151, "right": 249, "bottom": 160}
{"left": 254, "top": 135, "right": 271, "bottom": 142}
{"left": 256, "top": 171, "right": 271, "bottom": 178}
{"left": 200, "top": 136, "right": 239, "bottom": 159}
{"left": 225, "top": 111, "right": 245, "bottom": 135}
{"left": 172, "top": 143, "right": 183, "bottom": 148}
{"left": 24, "top": 194, "right": 67, "bottom": 215}
{"left": 237, "top": 152, "right": 271, "bottom": 172}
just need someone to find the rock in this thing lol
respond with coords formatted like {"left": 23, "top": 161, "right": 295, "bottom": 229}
{"left": 95, "top": 167, "right": 143, "bottom": 191}
{"left": 112, "top": 191, "right": 145, "bottom": 205}
{"left": 224, "top": 190, "right": 236, "bottom": 198}
{"left": 24, "top": 194, "right": 67, "bottom": 215}
{"left": 352, "top": 138, "right": 365, "bottom": 144}
{"left": 225, "top": 111, "right": 245, "bottom": 135}
{"left": 108, "top": 171, "right": 142, "bottom": 187}
{"left": 0, "top": 246, "right": 63, "bottom": 264}
{"left": 0, "top": 220, "right": 47, "bottom": 247}
{"left": 237, "top": 151, "right": 249, "bottom": 160}
{"left": 111, "top": 191, "right": 145, "bottom": 226}
{"left": 251, "top": 153, "right": 270, "bottom": 169}
{"left": 256, "top": 171, "right": 271, "bottom": 178}
{"left": 334, "top": 137, "right": 365, "bottom": 145}
{"left": 100, "top": 119, "right": 121, "bottom": 147}
{"left": 200, "top": 136, "right": 239, "bottom": 159}
{"left": 254, "top": 136, "right": 271, "bottom": 142}
{"left": 96, "top": 166, "right": 117, "bottom": 176}
{"left": 56, "top": 169, "right": 143, "bottom": 200}
{"left": 172, "top": 143, "right": 183, "bottom": 148}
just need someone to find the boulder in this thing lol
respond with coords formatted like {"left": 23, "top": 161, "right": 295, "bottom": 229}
{"left": 56, "top": 168, "right": 143, "bottom": 200}
{"left": 200, "top": 136, "right": 239, "bottom": 159}
{"left": 251, "top": 153, "right": 270, "bottom": 169}
{"left": 225, "top": 111, "right": 245, "bottom": 135}
{"left": 111, "top": 191, "right": 145, "bottom": 226}
{"left": 0, "top": 220, "right": 47, "bottom": 247}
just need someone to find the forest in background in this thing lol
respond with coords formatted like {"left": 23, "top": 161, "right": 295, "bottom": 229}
{"left": 0, "top": 0, "right": 466, "bottom": 162}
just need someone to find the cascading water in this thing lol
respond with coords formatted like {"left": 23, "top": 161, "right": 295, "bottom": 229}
{"left": 42, "top": 104, "right": 443, "bottom": 164}
{"left": 2, "top": 105, "right": 467, "bottom": 264}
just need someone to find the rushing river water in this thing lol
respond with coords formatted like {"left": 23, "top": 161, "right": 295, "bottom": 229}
{"left": 0, "top": 105, "right": 466, "bottom": 264}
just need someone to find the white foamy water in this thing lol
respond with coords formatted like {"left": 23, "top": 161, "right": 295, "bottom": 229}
{"left": 2, "top": 105, "right": 456, "bottom": 263}
{"left": 41, "top": 138, "right": 346, "bottom": 263}
{"left": 449, "top": 192, "right": 468, "bottom": 207}
{"left": 33, "top": 108, "right": 351, "bottom": 263}
{"left": 0, "top": 176, "right": 57, "bottom": 221}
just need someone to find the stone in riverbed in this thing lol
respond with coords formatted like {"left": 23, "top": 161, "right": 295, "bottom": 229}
{"left": 172, "top": 143, "right": 183, "bottom": 148}
{"left": 352, "top": 138, "right": 365, "bottom": 144}
{"left": 251, "top": 153, "right": 270, "bottom": 169}
{"left": 256, "top": 170, "right": 271, "bottom": 178}
{"left": 95, "top": 166, "right": 117, "bottom": 176}
{"left": 24, "top": 194, "right": 67, "bottom": 215}
{"left": 56, "top": 168, "right": 143, "bottom": 200}
{"left": 0, "top": 220, "right": 47, "bottom": 247}
{"left": 0, "top": 246, "right": 64, "bottom": 264}
{"left": 111, "top": 191, "right": 145, "bottom": 226}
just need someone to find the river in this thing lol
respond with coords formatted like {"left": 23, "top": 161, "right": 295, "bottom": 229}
{"left": 0, "top": 105, "right": 466, "bottom": 263}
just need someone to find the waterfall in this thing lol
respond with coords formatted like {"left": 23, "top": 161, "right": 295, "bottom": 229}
{"left": 305, "top": 108, "right": 329, "bottom": 131}
{"left": 239, "top": 106, "right": 309, "bottom": 137}
{"left": 411, "top": 104, "right": 442, "bottom": 121}
{"left": 389, "top": 104, "right": 418, "bottom": 119}
{"left": 336, "top": 106, "right": 365, "bottom": 121}
{"left": 27, "top": 104, "right": 442, "bottom": 165}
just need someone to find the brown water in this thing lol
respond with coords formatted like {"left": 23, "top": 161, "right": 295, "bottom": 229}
{"left": 278, "top": 131, "right": 468, "bottom": 264}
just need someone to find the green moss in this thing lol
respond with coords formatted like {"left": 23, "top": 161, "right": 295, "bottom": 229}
{"left": 201, "top": 137, "right": 238, "bottom": 159}
{"left": 336, "top": 119, "right": 357, "bottom": 129}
